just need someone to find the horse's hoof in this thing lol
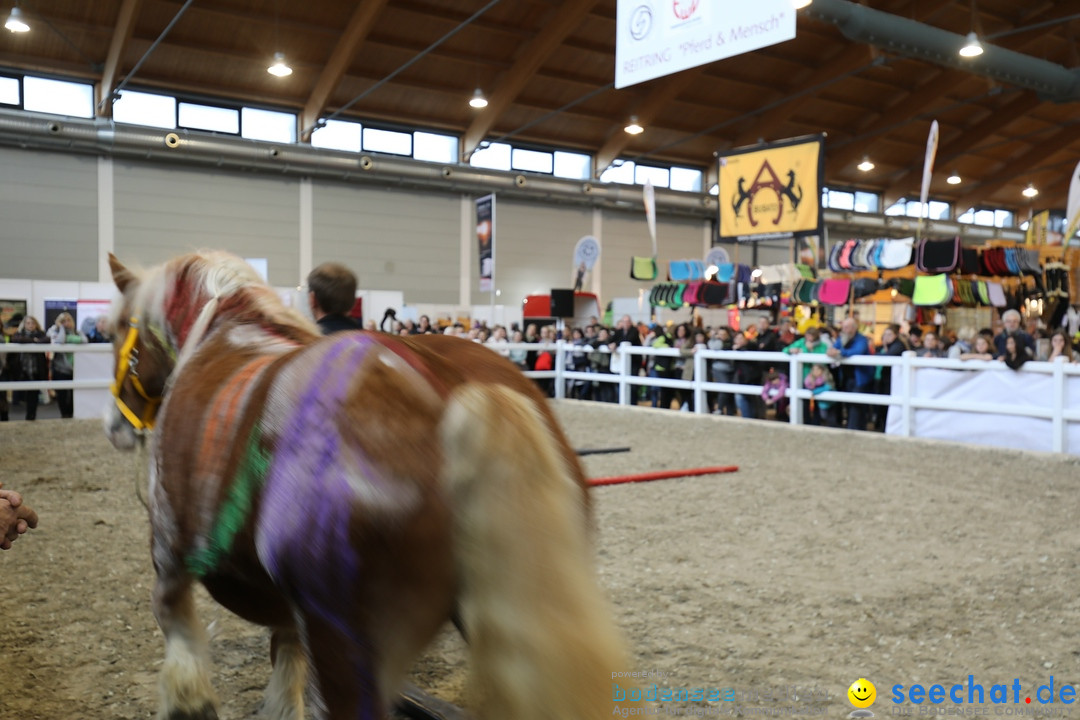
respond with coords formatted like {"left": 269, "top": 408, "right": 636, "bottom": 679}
{"left": 165, "top": 705, "right": 219, "bottom": 720}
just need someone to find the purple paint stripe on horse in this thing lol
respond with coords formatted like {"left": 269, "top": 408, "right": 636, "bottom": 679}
{"left": 256, "top": 333, "right": 382, "bottom": 717}
{"left": 257, "top": 334, "right": 373, "bottom": 627}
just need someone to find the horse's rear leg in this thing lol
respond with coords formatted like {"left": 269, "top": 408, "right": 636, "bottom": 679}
{"left": 263, "top": 626, "right": 306, "bottom": 720}
{"left": 152, "top": 570, "right": 219, "bottom": 720}
{"left": 300, "top": 614, "right": 387, "bottom": 720}
{"left": 298, "top": 603, "right": 449, "bottom": 720}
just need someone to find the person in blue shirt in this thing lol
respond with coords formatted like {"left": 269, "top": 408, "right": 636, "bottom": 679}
{"left": 826, "top": 316, "right": 873, "bottom": 431}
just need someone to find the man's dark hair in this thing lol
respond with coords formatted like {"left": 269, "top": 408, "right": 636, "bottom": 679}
{"left": 308, "top": 262, "right": 357, "bottom": 315}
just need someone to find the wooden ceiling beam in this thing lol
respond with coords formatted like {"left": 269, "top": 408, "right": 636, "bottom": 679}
{"left": 826, "top": 68, "right": 963, "bottom": 174}
{"left": 726, "top": 0, "right": 927, "bottom": 148}
{"left": 881, "top": 90, "right": 1039, "bottom": 205}
{"left": 730, "top": 43, "right": 874, "bottom": 148}
{"left": 953, "top": 123, "right": 1080, "bottom": 211}
{"left": 98, "top": 0, "right": 143, "bottom": 118}
{"left": 300, "top": 0, "right": 390, "bottom": 141}
{"left": 593, "top": 71, "right": 701, "bottom": 177}
{"left": 461, "top": 0, "right": 601, "bottom": 160}
{"left": 390, "top": 0, "right": 563, "bottom": 41}
{"left": 1035, "top": 170, "right": 1074, "bottom": 210}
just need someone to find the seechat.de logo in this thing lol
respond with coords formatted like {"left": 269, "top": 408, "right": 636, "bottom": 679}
{"left": 849, "top": 678, "right": 877, "bottom": 718}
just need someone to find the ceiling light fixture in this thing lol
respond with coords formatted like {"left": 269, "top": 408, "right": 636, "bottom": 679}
{"left": 1022, "top": 184, "right": 1039, "bottom": 198}
{"left": 267, "top": 52, "right": 292, "bottom": 77}
{"left": 469, "top": 88, "right": 488, "bottom": 109}
{"left": 857, "top": 157, "right": 875, "bottom": 172}
{"left": 947, "top": 171, "right": 962, "bottom": 185}
{"left": 624, "top": 116, "right": 644, "bottom": 135}
{"left": 960, "top": 0, "right": 984, "bottom": 58}
{"left": 959, "top": 31, "right": 984, "bottom": 58}
{"left": 5, "top": 6, "right": 29, "bottom": 33}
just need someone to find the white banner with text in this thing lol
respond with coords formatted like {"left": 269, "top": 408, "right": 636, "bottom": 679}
{"left": 615, "top": 0, "right": 797, "bottom": 89}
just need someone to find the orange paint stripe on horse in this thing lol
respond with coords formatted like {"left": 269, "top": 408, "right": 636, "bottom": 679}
{"left": 195, "top": 354, "right": 280, "bottom": 485}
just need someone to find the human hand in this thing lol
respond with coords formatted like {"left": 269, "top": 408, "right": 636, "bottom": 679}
{"left": 0, "top": 487, "right": 39, "bottom": 550}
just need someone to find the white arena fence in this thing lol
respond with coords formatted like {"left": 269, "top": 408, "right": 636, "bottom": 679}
{"left": 510, "top": 341, "right": 1080, "bottom": 456}
{"left": 2, "top": 341, "right": 1078, "bottom": 455}
{"left": 0, "top": 343, "right": 114, "bottom": 391}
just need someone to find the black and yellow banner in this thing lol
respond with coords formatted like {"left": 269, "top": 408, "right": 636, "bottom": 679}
{"left": 718, "top": 135, "right": 824, "bottom": 242}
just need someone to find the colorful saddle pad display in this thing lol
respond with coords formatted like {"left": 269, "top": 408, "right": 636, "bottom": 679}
{"left": 879, "top": 238, "right": 914, "bottom": 270}
{"left": 912, "top": 274, "right": 952, "bottom": 306}
{"left": 916, "top": 237, "right": 961, "bottom": 273}
{"left": 817, "top": 278, "right": 851, "bottom": 306}
{"left": 631, "top": 256, "right": 658, "bottom": 281}
{"left": 793, "top": 279, "right": 819, "bottom": 304}
{"left": 699, "top": 281, "right": 729, "bottom": 306}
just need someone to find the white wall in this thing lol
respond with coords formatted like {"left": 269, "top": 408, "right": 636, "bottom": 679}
{"left": 314, "top": 182, "right": 459, "bottom": 304}
{"left": 0, "top": 148, "right": 98, "bottom": 280}
{"left": 0, "top": 145, "right": 754, "bottom": 322}
{"left": 468, "top": 199, "right": 594, "bottom": 307}
{"left": 114, "top": 161, "right": 301, "bottom": 286}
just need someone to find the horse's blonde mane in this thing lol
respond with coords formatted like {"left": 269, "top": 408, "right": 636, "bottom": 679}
{"left": 116, "top": 250, "right": 317, "bottom": 352}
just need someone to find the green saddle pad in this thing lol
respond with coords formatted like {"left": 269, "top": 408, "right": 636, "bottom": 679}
{"left": 631, "top": 256, "right": 657, "bottom": 281}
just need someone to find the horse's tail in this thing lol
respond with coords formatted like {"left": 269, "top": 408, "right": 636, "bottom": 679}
{"left": 441, "top": 383, "right": 635, "bottom": 720}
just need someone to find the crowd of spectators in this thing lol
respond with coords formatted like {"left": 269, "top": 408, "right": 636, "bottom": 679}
{"left": 1, "top": 311, "right": 109, "bottom": 422}
{"left": 6, "top": 257, "right": 1075, "bottom": 432}
{"left": 380, "top": 306, "right": 1079, "bottom": 432}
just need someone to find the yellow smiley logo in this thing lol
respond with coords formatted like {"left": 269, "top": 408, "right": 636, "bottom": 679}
{"left": 848, "top": 678, "right": 876, "bottom": 709}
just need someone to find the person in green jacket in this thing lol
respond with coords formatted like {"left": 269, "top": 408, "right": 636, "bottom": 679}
{"left": 782, "top": 326, "right": 830, "bottom": 381}
{"left": 46, "top": 312, "right": 85, "bottom": 419}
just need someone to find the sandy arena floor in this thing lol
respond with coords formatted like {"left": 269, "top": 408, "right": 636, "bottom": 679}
{"left": 2, "top": 401, "right": 1080, "bottom": 719}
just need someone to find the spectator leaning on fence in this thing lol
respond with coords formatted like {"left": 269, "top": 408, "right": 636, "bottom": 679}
{"left": 994, "top": 309, "right": 1035, "bottom": 359}
{"left": 1042, "top": 330, "right": 1080, "bottom": 363}
{"left": 732, "top": 331, "right": 764, "bottom": 420}
{"left": 960, "top": 335, "right": 997, "bottom": 361}
{"left": 708, "top": 326, "right": 737, "bottom": 416}
{"left": 46, "top": 312, "right": 85, "bottom": 419}
{"left": 826, "top": 317, "right": 873, "bottom": 431}
{"left": 782, "top": 326, "right": 829, "bottom": 381}
{"left": 919, "top": 331, "right": 947, "bottom": 359}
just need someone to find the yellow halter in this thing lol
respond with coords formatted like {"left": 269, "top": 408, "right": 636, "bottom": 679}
{"left": 110, "top": 317, "right": 162, "bottom": 432}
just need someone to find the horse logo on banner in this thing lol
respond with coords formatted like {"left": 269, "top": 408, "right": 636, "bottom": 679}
{"left": 729, "top": 160, "right": 803, "bottom": 227}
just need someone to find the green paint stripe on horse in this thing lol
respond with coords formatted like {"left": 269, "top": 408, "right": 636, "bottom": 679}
{"left": 186, "top": 423, "right": 272, "bottom": 577}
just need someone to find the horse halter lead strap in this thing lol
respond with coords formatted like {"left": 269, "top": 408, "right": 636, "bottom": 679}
{"left": 110, "top": 317, "right": 162, "bottom": 432}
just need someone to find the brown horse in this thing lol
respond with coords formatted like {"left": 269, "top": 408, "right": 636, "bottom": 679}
{"left": 104, "top": 251, "right": 635, "bottom": 720}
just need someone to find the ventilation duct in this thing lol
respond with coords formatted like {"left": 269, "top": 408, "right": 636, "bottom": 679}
{"left": 0, "top": 109, "right": 1025, "bottom": 240}
{"left": 806, "top": 0, "right": 1080, "bottom": 103}
{"left": 0, "top": 109, "right": 714, "bottom": 216}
